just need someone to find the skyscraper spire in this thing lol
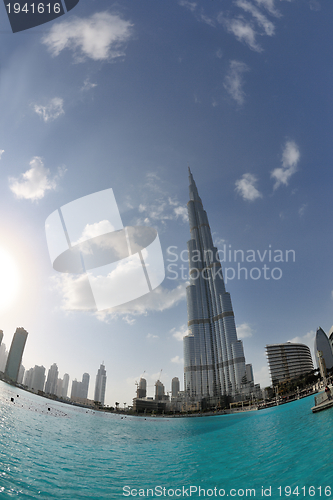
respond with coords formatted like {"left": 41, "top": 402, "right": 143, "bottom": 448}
{"left": 183, "top": 170, "right": 248, "bottom": 400}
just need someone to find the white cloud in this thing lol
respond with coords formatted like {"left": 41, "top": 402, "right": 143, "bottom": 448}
{"left": 254, "top": 364, "right": 271, "bottom": 388}
{"left": 178, "top": 0, "right": 197, "bottom": 13}
{"left": 298, "top": 203, "right": 307, "bottom": 217}
{"left": 235, "top": 173, "right": 262, "bottom": 201}
{"left": 253, "top": 0, "right": 281, "bottom": 17}
{"left": 219, "top": 16, "right": 262, "bottom": 52}
{"left": 81, "top": 78, "right": 98, "bottom": 91}
{"left": 33, "top": 97, "right": 64, "bottom": 122}
{"left": 42, "top": 12, "right": 133, "bottom": 62}
{"left": 224, "top": 60, "right": 250, "bottom": 105}
{"left": 236, "top": 323, "right": 254, "bottom": 339}
{"left": 271, "top": 140, "right": 300, "bottom": 189}
{"left": 200, "top": 14, "right": 215, "bottom": 27}
{"left": 216, "top": 48, "right": 223, "bottom": 58}
{"left": 9, "top": 157, "right": 66, "bottom": 201}
{"left": 0, "top": 150, "right": 4, "bottom": 159}
{"left": 53, "top": 274, "right": 186, "bottom": 322}
{"left": 173, "top": 205, "right": 189, "bottom": 222}
{"left": 171, "top": 324, "right": 188, "bottom": 341}
{"left": 236, "top": 0, "right": 275, "bottom": 35}
{"left": 309, "top": 0, "right": 321, "bottom": 11}
{"left": 171, "top": 355, "right": 184, "bottom": 364}
{"left": 147, "top": 333, "right": 159, "bottom": 339}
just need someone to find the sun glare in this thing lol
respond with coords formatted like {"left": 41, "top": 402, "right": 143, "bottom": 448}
{"left": 0, "top": 247, "right": 19, "bottom": 311}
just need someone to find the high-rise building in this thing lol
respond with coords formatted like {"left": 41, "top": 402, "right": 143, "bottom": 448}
{"left": 137, "top": 377, "right": 147, "bottom": 398}
{"left": 81, "top": 373, "right": 90, "bottom": 399}
{"left": 45, "top": 363, "right": 59, "bottom": 395}
{"left": 62, "top": 373, "right": 70, "bottom": 398}
{"left": 71, "top": 379, "right": 81, "bottom": 400}
{"left": 171, "top": 377, "right": 180, "bottom": 398}
{"left": 155, "top": 380, "right": 165, "bottom": 400}
{"left": 17, "top": 364, "right": 25, "bottom": 384}
{"left": 183, "top": 170, "right": 248, "bottom": 400}
{"left": 5, "top": 327, "right": 28, "bottom": 382}
{"left": 24, "top": 367, "right": 34, "bottom": 388}
{"left": 266, "top": 342, "right": 314, "bottom": 385}
{"left": 0, "top": 342, "right": 8, "bottom": 372}
{"left": 31, "top": 365, "right": 46, "bottom": 392}
{"left": 56, "top": 378, "right": 63, "bottom": 397}
{"left": 314, "top": 327, "right": 333, "bottom": 371}
{"left": 94, "top": 364, "right": 107, "bottom": 405}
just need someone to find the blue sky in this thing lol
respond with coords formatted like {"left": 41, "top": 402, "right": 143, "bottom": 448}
{"left": 0, "top": 0, "right": 332, "bottom": 405}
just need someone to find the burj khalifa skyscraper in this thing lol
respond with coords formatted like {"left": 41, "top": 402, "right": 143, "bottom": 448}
{"left": 183, "top": 168, "right": 249, "bottom": 400}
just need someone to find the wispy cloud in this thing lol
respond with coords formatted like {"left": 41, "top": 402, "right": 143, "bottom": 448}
{"left": 42, "top": 12, "right": 133, "bottom": 62}
{"left": 224, "top": 60, "right": 249, "bottom": 105}
{"left": 9, "top": 157, "right": 66, "bottom": 201}
{"left": 81, "top": 78, "right": 98, "bottom": 91}
{"left": 171, "top": 355, "right": 184, "bottom": 364}
{"left": 235, "top": 173, "right": 262, "bottom": 201}
{"left": 219, "top": 15, "right": 262, "bottom": 52}
{"left": 253, "top": 0, "right": 281, "bottom": 17}
{"left": 147, "top": 333, "right": 159, "bottom": 339}
{"left": 178, "top": 0, "right": 197, "bottom": 13}
{"left": 298, "top": 203, "right": 307, "bottom": 217}
{"left": 235, "top": 0, "right": 275, "bottom": 35}
{"left": 133, "top": 173, "right": 188, "bottom": 228}
{"left": 171, "top": 324, "right": 188, "bottom": 341}
{"left": 33, "top": 97, "right": 64, "bottom": 122}
{"left": 179, "top": 1, "right": 215, "bottom": 26}
{"left": 0, "top": 150, "right": 4, "bottom": 160}
{"left": 236, "top": 323, "right": 254, "bottom": 339}
{"left": 271, "top": 140, "right": 300, "bottom": 189}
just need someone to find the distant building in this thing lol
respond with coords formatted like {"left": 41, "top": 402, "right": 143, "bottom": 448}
{"left": 315, "top": 327, "right": 333, "bottom": 371}
{"left": 45, "top": 363, "right": 59, "bottom": 395}
{"left": 56, "top": 378, "right": 63, "bottom": 398}
{"left": 70, "top": 373, "right": 90, "bottom": 401}
{"left": 31, "top": 365, "right": 46, "bottom": 392}
{"left": 81, "top": 373, "right": 90, "bottom": 399}
{"left": 0, "top": 330, "right": 3, "bottom": 346}
{"left": 17, "top": 364, "right": 25, "bottom": 384}
{"left": 0, "top": 342, "right": 8, "bottom": 372}
{"left": 137, "top": 377, "right": 147, "bottom": 398}
{"left": 94, "top": 364, "right": 107, "bottom": 405}
{"left": 266, "top": 342, "right": 314, "bottom": 385}
{"left": 171, "top": 377, "right": 180, "bottom": 398}
{"left": 71, "top": 379, "right": 81, "bottom": 400}
{"left": 24, "top": 367, "right": 34, "bottom": 388}
{"left": 155, "top": 380, "right": 165, "bottom": 401}
{"left": 5, "top": 327, "right": 28, "bottom": 382}
{"left": 62, "top": 373, "right": 70, "bottom": 398}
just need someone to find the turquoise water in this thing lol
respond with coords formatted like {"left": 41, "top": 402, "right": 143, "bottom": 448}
{"left": 0, "top": 381, "right": 332, "bottom": 499}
